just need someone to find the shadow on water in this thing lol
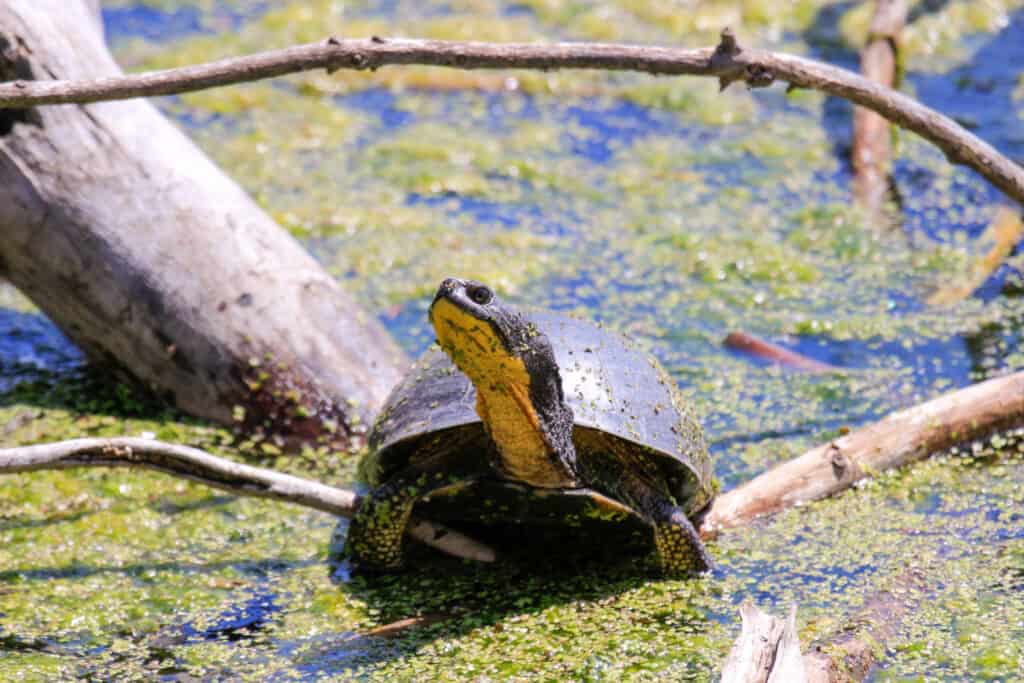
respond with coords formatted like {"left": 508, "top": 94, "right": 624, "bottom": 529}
{"left": 277, "top": 519, "right": 718, "bottom": 675}
{"left": 0, "top": 306, "right": 190, "bottom": 423}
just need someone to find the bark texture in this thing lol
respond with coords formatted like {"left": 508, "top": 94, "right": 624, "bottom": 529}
{"left": 0, "top": 0, "right": 407, "bottom": 448}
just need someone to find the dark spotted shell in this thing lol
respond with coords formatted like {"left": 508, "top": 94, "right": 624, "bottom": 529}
{"left": 364, "top": 311, "right": 714, "bottom": 512}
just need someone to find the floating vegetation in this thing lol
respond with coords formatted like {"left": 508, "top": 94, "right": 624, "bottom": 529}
{"left": 2, "top": 0, "right": 1024, "bottom": 680}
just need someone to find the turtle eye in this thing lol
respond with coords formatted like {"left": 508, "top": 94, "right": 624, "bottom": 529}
{"left": 466, "top": 285, "right": 493, "bottom": 306}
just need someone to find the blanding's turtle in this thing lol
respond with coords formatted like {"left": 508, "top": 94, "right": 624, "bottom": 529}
{"left": 345, "top": 278, "right": 716, "bottom": 574}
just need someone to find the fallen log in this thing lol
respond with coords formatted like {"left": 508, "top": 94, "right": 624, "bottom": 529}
{"left": 2, "top": 30, "right": 1022, "bottom": 205}
{"left": 700, "top": 369, "right": 1024, "bottom": 535}
{"left": 851, "top": 0, "right": 908, "bottom": 218}
{"left": 0, "top": 0, "right": 407, "bottom": 450}
{"left": 0, "top": 437, "right": 495, "bottom": 563}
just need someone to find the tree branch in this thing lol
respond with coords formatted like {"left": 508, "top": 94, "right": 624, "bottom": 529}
{"left": 0, "top": 31, "right": 1021, "bottom": 205}
{"left": 700, "top": 369, "right": 1024, "bottom": 536}
{"left": 0, "top": 437, "right": 495, "bottom": 563}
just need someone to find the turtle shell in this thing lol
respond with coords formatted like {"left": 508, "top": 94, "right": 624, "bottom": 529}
{"left": 364, "top": 310, "right": 714, "bottom": 516}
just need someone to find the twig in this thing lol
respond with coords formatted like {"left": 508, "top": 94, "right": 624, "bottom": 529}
{"left": 0, "top": 437, "right": 495, "bottom": 563}
{"left": 927, "top": 205, "right": 1024, "bottom": 305}
{"left": 724, "top": 331, "right": 841, "bottom": 373}
{"left": 852, "top": 0, "right": 908, "bottom": 217}
{"left": 355, "top": 612, "right": 453, "bottom": 640}
{"left": 699, "top": 369, "right": 1024, "bottom": 536}
{"left": 0, "top": 32, "right": 1022, "bottom": 204}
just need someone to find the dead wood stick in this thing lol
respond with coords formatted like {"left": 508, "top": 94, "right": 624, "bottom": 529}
{"left": 721, "top": 567, "right": 927, "bottom": 682}
{"left": 852, "top": 0, "right": 908, "bottom": 216}
{"left": 700, "top": 370, "right": 1024, "bottom": 536}
{"left": 0, "top": 437, "right": 496, "bottom": 563}
{"left": 804, "top": 567, "right": 927, "bottom": 682}
{"left": 724, "top": 331, "right": 841, "bottom": 373}
{"left": 0, "top": 31, "right": 1022, "bottom": 205}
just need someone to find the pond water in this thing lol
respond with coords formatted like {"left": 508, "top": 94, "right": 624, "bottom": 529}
{"left": 1, "top": 0, "right": 1023, "bottom": 680}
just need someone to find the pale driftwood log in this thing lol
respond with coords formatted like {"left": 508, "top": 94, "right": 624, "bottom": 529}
{"left": 720, "top": 603, "right": 807, "bottom": 683}
{"left": 1, "top": 31, "right": 1022, "bottom": 204}
{"left": 0, "top": 0, "right": 407, "bottom": 449}
{"left": 700, "top": 369, "right": 1024, "bottom": 536}
{"left": 0, "top": 437, "right": 496, "bottom": 563}
{"left": 852, "top": 0, "right": 908, "bottom": 216}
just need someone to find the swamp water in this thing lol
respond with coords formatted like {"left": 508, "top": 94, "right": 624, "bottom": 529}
{"left": 1, "top": 0, "right": 1023, "bottom": 679}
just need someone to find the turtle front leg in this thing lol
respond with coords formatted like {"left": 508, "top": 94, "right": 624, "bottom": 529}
{"left": 345, "top": 466, "right": 479, "bottom": 571}
{"left": 578, "top": 454, "right": 712, "bottom": 575}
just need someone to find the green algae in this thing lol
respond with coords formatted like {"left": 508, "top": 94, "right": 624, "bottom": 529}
{"left": 2, "top": 0, "right": 1024, "bottom": 680}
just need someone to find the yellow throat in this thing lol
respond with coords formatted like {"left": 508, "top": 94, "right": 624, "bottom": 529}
{"left": 430, "top": 298, "right": 571, "bottom": 488}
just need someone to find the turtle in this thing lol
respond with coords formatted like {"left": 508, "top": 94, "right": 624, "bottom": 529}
{"left": 344, "top": 277, "right": 716, "bottom": 575}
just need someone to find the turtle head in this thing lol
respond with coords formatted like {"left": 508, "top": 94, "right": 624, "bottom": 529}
{"left": 429, "top": 278, "right": 577, "bottom": 487}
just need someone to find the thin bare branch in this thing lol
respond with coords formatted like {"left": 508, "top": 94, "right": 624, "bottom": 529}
{"left": 0, "top": 437, "right": 495, "bottom": 563}
{"left": 700, "top": 369, "right": 1024, "bottom": 536}
{"left": 0, "top": 32, "right": 1021, "bottom": 204}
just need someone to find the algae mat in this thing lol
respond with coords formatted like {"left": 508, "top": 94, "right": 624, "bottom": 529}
{"left": 1, "top": 1, "right": 1024, "bottom": 680}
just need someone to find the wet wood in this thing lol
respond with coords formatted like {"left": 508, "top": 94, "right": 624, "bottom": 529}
{"left": 0, "top": 437, "right": 496, "bottom": 563}
{"left": 0, "top": 31, "right": 1022, "bottom": 205}
{"left": 700, "top": 369, "right": 1024, "bottom": 536}
{"left": 724, "top": 331, "right": 840, "bottom": 373}
{"left": 0, "top": 0, "right": 407, "bottom": 449}
{"left": 852, "top": 0, "right": 908, "bottom": 218}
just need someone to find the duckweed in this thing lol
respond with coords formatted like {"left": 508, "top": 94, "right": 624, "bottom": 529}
{"left": 1, "top": 0, "right": 1023, "bottom": 680}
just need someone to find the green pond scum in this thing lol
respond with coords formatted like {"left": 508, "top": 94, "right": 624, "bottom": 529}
{"left": 3, "top": 0, "right": 1024, "bottom": 680}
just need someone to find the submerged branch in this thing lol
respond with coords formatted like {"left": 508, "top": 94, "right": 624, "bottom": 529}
{"left": 0, "top": 437, "right": 495, "bottom": 563}
{"left": 852, "top": 0, "right": 908, "bottom": 218}
{"left": 720, "top": 567, "right": 927, "bottom": 682}
{"left": 927, "top": 205, "right": 1024, "bottom": 305}
{"left": 804, "top": 567, "right": 927, "bottom": 681}
{"left": 724, "top": 331, "right": 841, "bottom": 373}
{"left": 0, "top": 31, "right": 1022, "bottom": 204}
{"left": 700, "top": 370, "right": 1024, "bottom": 536}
